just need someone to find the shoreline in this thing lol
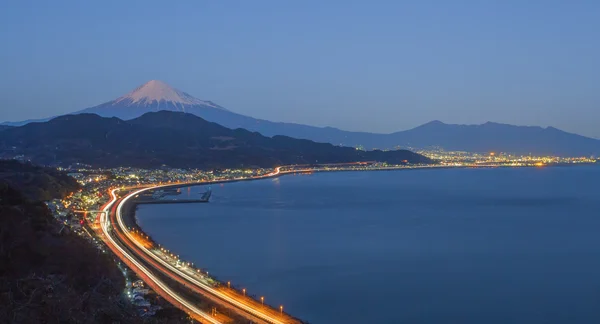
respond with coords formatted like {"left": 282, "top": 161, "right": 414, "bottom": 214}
{"left": 126, "top": 162, "right": 598, "bottom": 201}
{"left": 146, "top": 161, "right": 599, "bottom": 189}
{"left": 127, "top": 161, "right": 598, "bottom": 233}
{"left": 126, "top": 161, "right": 598, "bottom": 232}
{"left": 120, "top": 162, "right": 598, "bottom": 321}
{"left": 114, "top": 181, "right": 306, "bottom": 323}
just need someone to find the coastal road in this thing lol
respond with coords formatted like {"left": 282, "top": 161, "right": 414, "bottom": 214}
{"left": 101, "top": 167, "right": 302, "bottom": 324}
{"left": 107, "top": 191, "right": 279, "bottom": 324}
{"left": 99, "top": 192, "right": 222, "bottom": 324}
{"left": 112, "top": 191, "right": 299, "bottom": 323}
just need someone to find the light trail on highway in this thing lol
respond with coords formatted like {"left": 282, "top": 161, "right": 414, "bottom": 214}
{"left": 112, "top": 167, "right": 296, "bottom": 324}
{"left": 100, "top": 190, "right": 222, "bottom": 324}
{"left": 107, "top": 194, "right": 273, "bottom": 324}
{"left": 93, "top": 165, "right": 363, "bottom": 323}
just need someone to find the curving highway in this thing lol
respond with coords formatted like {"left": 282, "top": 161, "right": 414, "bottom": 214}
{"left": 100, "top": 166, "right": 301, "bottom": 324}
{"left": 99, "top": 190, "right": 222, "bottom": 324}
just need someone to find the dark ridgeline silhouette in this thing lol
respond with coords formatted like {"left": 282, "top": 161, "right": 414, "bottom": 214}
{"left": 0, "top": 161, "right": 199, "bottom": 323}
{"left": 0, "top": 162, "right": 130, "bottom": 323}
{"left": 0, "top": 160, "right": 79, "bottom": 200}
{"left": 0, "top": 111, "right": 432, "bottom": 168}
{"left": 4, "top": 80, "right": 599, "bottom": 156}
{"left": 69, "top": 82, "right": 600, "bottom": 156}
{"left": 378, "top": 120, "right": 600, "bottom": 156}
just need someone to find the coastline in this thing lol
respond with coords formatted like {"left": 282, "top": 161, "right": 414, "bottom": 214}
{"left": 127, "top": 162, "right": 598, "bottom": 202}
{"left": 113, "top": 180, "right": 306, "bottom": 323}
{"left": 120, "top": 162, "right": 598, "bottom": 322}
{"left": 124, "top": 162, "right": 599, "bottom": 252}
{"left": 126, "top": 162, "right": 599, "bottom": 233}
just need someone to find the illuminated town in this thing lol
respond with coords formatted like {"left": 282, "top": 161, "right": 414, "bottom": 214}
{"left": 50, "top": 150, "right": 598, "bottom": 237}
{"left": 43, "top": 151, "right": 597, "bottom": 322}
{"left": 416, "top": 149, "right": 597, "bottom": 166}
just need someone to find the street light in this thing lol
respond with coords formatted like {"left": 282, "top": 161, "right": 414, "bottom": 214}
{"left": 242, "top": 288, "right": 246, "bottom": 296}
{"left": 280, "top": 305, "right": 283, "bottom": 315}
{"left": 227, "top": 281, "right": 230, "bottom": 288}
{"left": 261, "top": 296, "right": 264, "bottom": 306}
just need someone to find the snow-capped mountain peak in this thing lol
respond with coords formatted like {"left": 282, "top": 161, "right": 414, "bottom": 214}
{"left": 114, "top": 80, "right": 224, "bottom": 109}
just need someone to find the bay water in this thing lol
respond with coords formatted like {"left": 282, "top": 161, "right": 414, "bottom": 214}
{"left": 137, "top": 166, "right": 600, "bottom": 323}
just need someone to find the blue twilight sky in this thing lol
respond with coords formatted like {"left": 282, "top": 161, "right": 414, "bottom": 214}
{"left": 0, "top": 0, "right": 599, "bottom": 137}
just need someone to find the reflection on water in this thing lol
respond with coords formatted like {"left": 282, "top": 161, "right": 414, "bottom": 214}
{"left": 138, "top": 166, "right": 600, "bottom": 324}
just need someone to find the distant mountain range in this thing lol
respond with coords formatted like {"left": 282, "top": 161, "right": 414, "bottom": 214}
{"left": 3, "top": 80, "right": 599, "bottom": 156}
{"left": 0, "top": 111, "right": 430, "bottom": 168}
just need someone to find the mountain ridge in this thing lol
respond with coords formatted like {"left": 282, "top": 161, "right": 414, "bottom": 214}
{"left": 0, "top": 111, "right": 432, "bottom": 168}
{"left": 3, "top": 80, "right": 599, "bottom": 156}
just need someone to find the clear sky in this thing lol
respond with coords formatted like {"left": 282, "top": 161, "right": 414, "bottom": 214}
{"left": 1, "top": 0, "right": 599, "bottom": 137}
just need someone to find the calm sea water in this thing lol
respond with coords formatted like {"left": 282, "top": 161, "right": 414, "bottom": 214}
{"left": 137, "top": 166, "right": 600, "bottom": 324}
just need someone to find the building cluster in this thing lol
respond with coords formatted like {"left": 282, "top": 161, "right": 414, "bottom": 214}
{"left": 416, "top": 149, "right": 597, "bottom": 166}
{"left": 48, "top": 154, "right": 598, "bottom": 231}
{"left": 127, "top": 280, "right": 162, "bottom": 317}
{"left": 42, "top": 154, "right": 597, "bottom": 320}
{"left": 44, "top": 165, "right": 277, "bottom": 319}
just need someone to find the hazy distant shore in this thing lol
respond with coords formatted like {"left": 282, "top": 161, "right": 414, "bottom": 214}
{"left": 125, "top": 162, "right": 598, "bottom": 227}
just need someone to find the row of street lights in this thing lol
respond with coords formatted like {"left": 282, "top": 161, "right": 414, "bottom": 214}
{"left": 238, "top": 287, "right": 283, "bottom": 315}
{"left": 159, "top": 241, "right": 286, "bottom": 317}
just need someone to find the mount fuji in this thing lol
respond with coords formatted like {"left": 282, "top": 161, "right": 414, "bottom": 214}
{"left": 6, "top": 80, "right": 369, "bottom": 145}
{"left": 3, "top": 80, "right": 600, "bottom": 156}
{"left": 75, "top": 80, "right": 228, "bottom": 120}
{"left": 74, "top": 80, "right": 335, "bottom": 141}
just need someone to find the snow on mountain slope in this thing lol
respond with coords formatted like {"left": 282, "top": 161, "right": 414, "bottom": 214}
{"left": 73, "top": 80, "right": 227, "bottom": 120}
{"left": 112, "top": 80, "right": 224, "bottom": 109}
{"left": 3, "top": 79, "right": 599, "bottom": 156}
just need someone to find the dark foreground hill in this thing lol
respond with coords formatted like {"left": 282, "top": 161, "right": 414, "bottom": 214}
{"left": 0, "top": 160, "right": 79, "bottom": 200}
{"left": 0, "top": 184, "right": 136, "bottom": 323}
{"left": 0, "top": 111, "right": 432, "bottom": 169}
{"left": 0, "top": 161, "right": 189, "bottom": 323}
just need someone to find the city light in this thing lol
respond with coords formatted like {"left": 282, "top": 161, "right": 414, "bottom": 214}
{"left": 49, "top": 158, "right": 597, "bottom": 324}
